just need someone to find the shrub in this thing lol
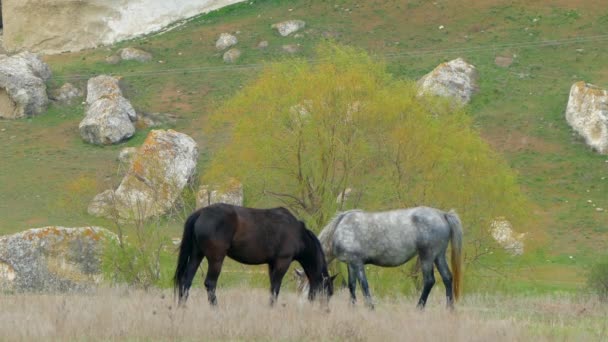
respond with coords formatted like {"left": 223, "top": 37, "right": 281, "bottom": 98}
{"left": 587, "top": 257, "right": 608, "bottom": 301}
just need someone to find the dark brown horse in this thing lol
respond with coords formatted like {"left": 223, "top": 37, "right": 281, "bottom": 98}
{"left": 174, "top": 203, "right": 334, "bottom": 306}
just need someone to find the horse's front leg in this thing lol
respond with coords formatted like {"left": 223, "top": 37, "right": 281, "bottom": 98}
{"left": 268, "top": 258, "right": 291, "bottom": 306}
{"left": 353, "top": 264, "right": 374, "bottom": 310}
{"left": 347, "top": 263, "right": 358, "bottom": 305}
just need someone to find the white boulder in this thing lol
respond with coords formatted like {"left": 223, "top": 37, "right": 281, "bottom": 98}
{"left": 418, "top": 58, "right": 479, "bottom": 104}
{"left": 565, "top": 81, "right": 608, "bottom": 154}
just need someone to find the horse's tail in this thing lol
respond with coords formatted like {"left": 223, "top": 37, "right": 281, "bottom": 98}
{"left": 318, "top": 210, "right": 356, "bottom": 262}
{"left": 174, "top": 209, "right": 200, "bottom": 298}
{"left": 445, "top": 210, "right": 463, "bottom": 301}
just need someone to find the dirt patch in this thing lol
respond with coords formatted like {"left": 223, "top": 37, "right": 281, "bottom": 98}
{"left": 482, "top": 129, "right": 561, "bottom": 154}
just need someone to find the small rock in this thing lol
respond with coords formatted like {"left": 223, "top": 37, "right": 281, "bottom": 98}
{"left": 257, "top": 40, "right": 269, "bottom": 49}
{"left": 282, "top": 44, "right": 300, "bottom": 54}
{"left": 53, "top": 83, "right": 83, "bottom": 105}
{"left": 105, "top": 55, "right": 121, "bottom": 65}
{"left": 215, "top": 33, "right": 238, "bottom": 50}
{"left": 272, "top": 20, "right": 306, "bottom": 36}
{"left": 223, "top": 48, "right": 241, "bottom": 63}
{"left": 119, "top": 47, "right": 153, "bottom": 63}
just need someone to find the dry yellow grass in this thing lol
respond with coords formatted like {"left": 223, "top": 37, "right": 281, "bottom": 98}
{"left": 0, "top": 287, "right": 606, "bottom": 341}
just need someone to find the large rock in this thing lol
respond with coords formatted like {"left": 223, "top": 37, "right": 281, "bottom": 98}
{"left": 418, "top": 58, "right": 479, "bottom": 104}
{"left": 196, "top": 179, "right": 244, "bottom": 208}
{"left": 79, "top": 96, "right": 137, "bottom": 145}
{"left": 215, "top": 33, "right": 238, "bottom": 50}
{"left": 272, "top": 20, "right": 306, "bottom": 36}
{"left": 0, "top": 227, "right": 116, "bottom": 292}
{"left": 565, "top": 81, "right": 608, "bottom": 154}
{"left": 88, "top": 129, "right": 199, "bottom": 220}
{"left": 490, "top": 218, "right": 526, "bottom": 256}
{"left": 86, "top": 75, "right": 123, "bottom": 105}
{"left": 0, "top": 52, "right": 51, "bottom": 119}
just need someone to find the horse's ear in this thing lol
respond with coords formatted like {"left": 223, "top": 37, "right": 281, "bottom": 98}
{"left": 295, "top": 268, "right": 305, "bottom": 278}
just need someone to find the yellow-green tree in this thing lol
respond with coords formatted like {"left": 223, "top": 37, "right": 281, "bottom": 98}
{"left": 204, "top": 43, "right": 529, "bottom": 247}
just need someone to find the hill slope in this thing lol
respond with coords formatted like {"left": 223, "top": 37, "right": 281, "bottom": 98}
{"left": 1, "top": 0, "right": 607, "bottom": 292}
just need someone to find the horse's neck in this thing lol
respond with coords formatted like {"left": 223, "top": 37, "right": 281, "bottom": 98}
{"left": 298, "top": 234, "right": 324, "bottom": 281}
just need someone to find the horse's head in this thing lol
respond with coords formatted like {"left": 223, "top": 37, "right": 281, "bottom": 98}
{"left": 295, "top": 268, "right": 336, "bottom": 302}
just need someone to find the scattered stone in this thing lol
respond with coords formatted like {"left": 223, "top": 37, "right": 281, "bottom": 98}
{"left": 565, "top": 81, "right": 608, "bottom": 154}
{"left": 322, "top": 31, "right": 339, "bottom": 39}
{"left": 494, "top": 55, "right": 513, "bottom": 68}
{"left": 0, "top": 226, "right": 116, "bottom": 292}
{"left": 0, "top": 52, "right": 51, "bottom": 119}
{"left": 136, "top": 112, "right": 177, "bottom": 129}
{"left": 105, "top": 55, "right": 121, "bottom": 65}
{"left": 52, "top": 82, "right": 83, "bottom": 105}
{"left": 271, "top": 20, "right": 306, "bottom": 36}
{"left": 336, "top": 188, "right": 353, "bottom": 204}
{"left": 196, "top": 179, "right": 244, "bottom": 208}
{"left": 79, "top": 96, "right": 136, "bottom": 145}
{"left": 490, "top": 218, "right": 526, "bottom": 256}
{"left": 215, "top": 33, "right": 238, "bottom": 50}
{"left": 417, "top": 57, "right": 479, "bottom": 104}
{"left": 88, "top": 129, "right": 198, "bottom": 220}
{"left": 257, "top": 40, "right": 269, "bottom": 49}
{"left": 119, "top": 47, "right": 152, "bottom": 62}
{"left": 223, "top": 48, "right": 241, "bottom": 63}
{"left": 282, "top": 44, "right": 300, "bottom": 54}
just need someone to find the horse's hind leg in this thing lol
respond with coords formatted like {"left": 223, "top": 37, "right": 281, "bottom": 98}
{"left": 435, "top": 254, "right": 454, "bottom": 309}
{"left": 179, "top": 252, "right": 204, "bottom": 305}
{"left": 416, "top": 258, "right": 436, "bottom": 309}
{"left": 204, "top": 254, "right": 226, "bottom": 306}
{"left": 347, "top": 263, "right": 358, "bottom": 305}
{"left": 353, "top": 264, "right": 374, "bottom": 309}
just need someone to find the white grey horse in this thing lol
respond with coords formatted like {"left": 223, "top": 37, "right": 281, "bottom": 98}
{"left": 296, "top": 207, "right": 463, "bottom": 309}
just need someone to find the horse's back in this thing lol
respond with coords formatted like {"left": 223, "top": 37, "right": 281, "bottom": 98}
{"left": 196, "top": 203, "right": 305, "bottom": 264}
{"left": 330, "top": 206, "right": 451, "bottom": 266}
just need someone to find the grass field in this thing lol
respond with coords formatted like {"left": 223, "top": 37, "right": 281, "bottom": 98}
{"left": 1, "top": 287, "right": 606, "bottom": 341}
{"left": 1, "top": 0, "right": 607, "bottom": 296}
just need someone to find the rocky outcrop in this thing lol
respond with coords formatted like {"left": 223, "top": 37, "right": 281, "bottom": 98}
{"left": 565, "top": 81, "right": 608, "bottom": 154}
{"left": 216, "top": 33, "right": 238, "bottom": 50}
{"left": 0, "top": 52, "right": 51, "bottom": 119}
{"left": 272, "top": 20, "right": 306, "bottom": 36}
{"left": 79, "top": 75, "right": 137, "bottom": 145}
{"left": 0, "top": 227, "right": 116, "bottom": 292}
{"left": 88, "top": 129, "right": 199, "bottom": 220}
{"left": 3, "top": 0, "right": 247, "bottom": 54}
{"left": 196, "top": 179, "right": 244, "bottom": 208}
{"left": 418, "top": 58, "right": 478, "bottom": 104}
{"left": 490, "top": 218, "right": 526, "bottom": 256}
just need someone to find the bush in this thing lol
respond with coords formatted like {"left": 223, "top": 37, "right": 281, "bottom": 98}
{"left": 587, "top": 257, "right": 608, "bottom": 301}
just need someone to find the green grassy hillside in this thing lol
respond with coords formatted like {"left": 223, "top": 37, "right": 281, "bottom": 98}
{"left": 1, "top": 0, "right": 607, "bottom": 294}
